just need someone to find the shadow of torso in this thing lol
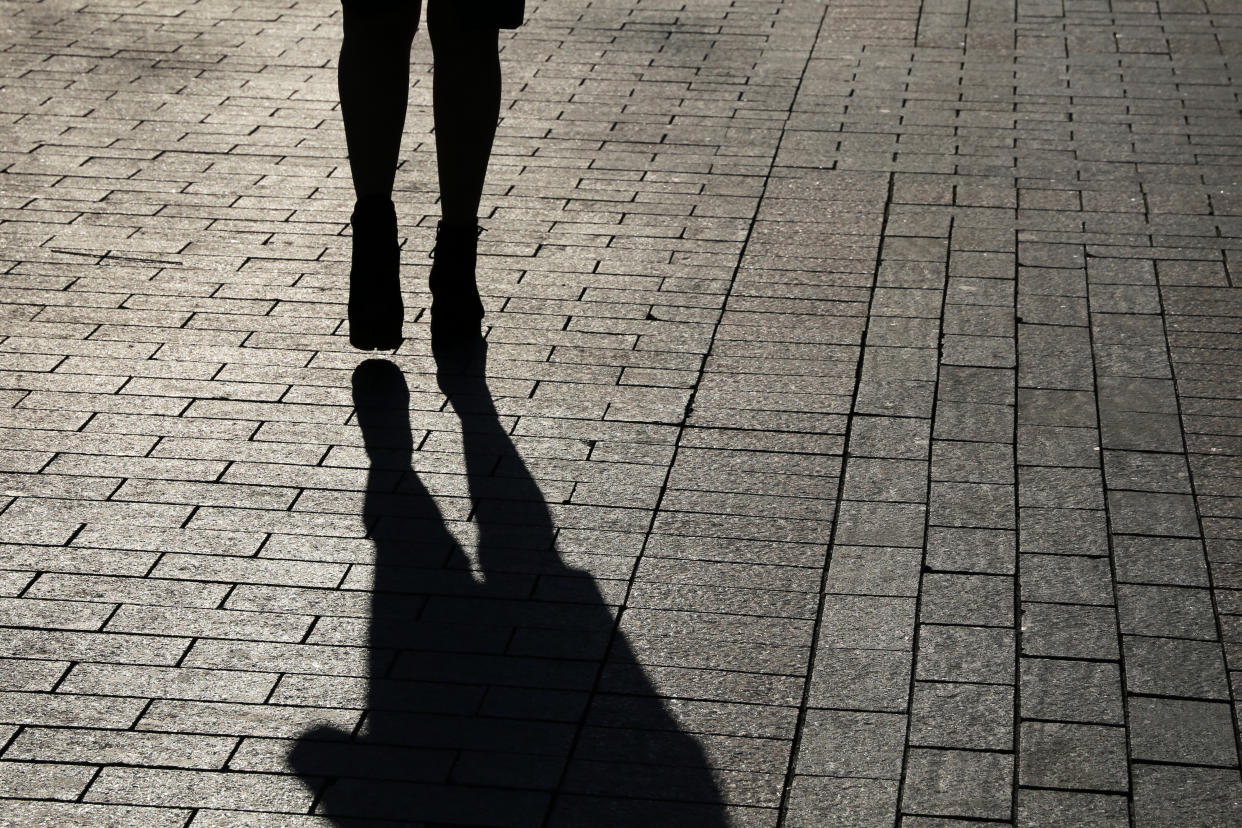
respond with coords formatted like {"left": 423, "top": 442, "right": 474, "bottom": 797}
{"left": 290, "top": 355, "right": 729, "bottom": 827}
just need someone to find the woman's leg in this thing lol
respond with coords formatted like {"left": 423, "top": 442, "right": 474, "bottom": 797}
{"left": 338, "top": 3, "right": 421, "bottom": 200}
{"left": 339, "top": 3, "right": 420, "bottom": 350}
{"left": 424, "top": 2, "right": 501, "bottom": 341}
{"left": 427, "top": 0, "right": 501, "bottom": 229}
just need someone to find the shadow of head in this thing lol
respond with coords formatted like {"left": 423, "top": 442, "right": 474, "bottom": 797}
{"left": 353, "top": 358, "right": 413, "bottom": 456}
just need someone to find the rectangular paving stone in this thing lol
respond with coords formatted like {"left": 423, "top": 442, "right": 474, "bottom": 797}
{"left": 909, "top": 682, "right": 1013, "bottom": 751}
{"left": 7, "top": 727, "right": 237, "bottom": 770}
{"left": 1113, "top": 536, "right": 1209, "bottom": 586}
{"left": 1116, "top": 584, "right": 1218, "bottom": 640}
{"left": 1019, "top": 722, "right": 1128, "bottom": 792}
{"left": 138, "top": 699, "right": 360, "bottom": 739}
{"left": 56, "top": 663, "right": 278, "bottom": 704}
{"left": 0, "top": 761, "right": 97, "bottom": 801}
{"left": 1127, "top": 697, "right": 1239, "bottom": 767}
{"left": 1019, "top": 508, "right": 1108, "bottom": 556}
{"left": 816, "top": 595, "right": 916, "bottom": 651}
{"left": 1020, "top": 554, "right": 1113, "bottom": 605}
{"left": 825, "top": 547, "right": 922, "bottom": 597}
{"left": 916, "top": 626, "right": 1015, "bottom": 684}
{"left": 785, "top": 775, "right": 898, "bottom": 828}
{"left": 929, "top": 482, "right": 1015, "bottom": 530}
{"left": 0, "top": 802, "right": 191, "bottom": 828}
{"left": 84, "top": 767, "right": 315, "bottom": 812}
{"left": 919, "top": 574, "right": 1014, "bottom": 627}
{"left": 1121, "top": 636, "right": 1229, "bottom": 699}
{"left": 834, "top": 501, "right": 927, "bottom": 548}
{"left": 796, "top": 709, "right": 907, "bottom": 780}
{"left": 848, "top": 416, "right": 931, "bottom": 459}
{"left": 902, "top": 748, "right": 1013, "bottom": 820}
{"left": 807, "top": 647, "right": 911, "bottom": 713}
{"left": 1017, "top": 790, "right": 1128, "bottom": 828}
{"left": 1132, "top": 765, "right": 1242, "bottom": 827}
{"left": 1108, "top": 491, "right": 1201, "bottom": 537}
{"left": 925, "top": 527, "right": 1015, "bottom": 574}
{"left": 0, "top": 658, "right": 68, "bottom": 692}
{"left": 1019, "top": 658, "right": 1124, "bottom": 725}
{"left": 1021, "top": 603, "right": 1121, "bottom": 660}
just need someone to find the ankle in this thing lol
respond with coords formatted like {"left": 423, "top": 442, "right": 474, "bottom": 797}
{"left": 353, "top": 195, "right": 396, "bottom": 220}
{"left": 435, "top": 220, "right": 480, "bottom": 240}
{"left": 438, "top": 215, "right": 478, "bottom": 231}
{"left": 431, "top": 221, "right": 480, "bottom": 260}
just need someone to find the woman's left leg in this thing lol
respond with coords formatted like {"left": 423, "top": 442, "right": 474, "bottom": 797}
{"left": 426, "top": 0, "right": 502, "bottom": 340}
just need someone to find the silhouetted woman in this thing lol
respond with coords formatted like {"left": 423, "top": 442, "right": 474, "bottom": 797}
{"left": 341, "top": 1, "right": 522, "bottom": 349}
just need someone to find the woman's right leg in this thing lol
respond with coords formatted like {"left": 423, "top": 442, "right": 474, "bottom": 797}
{"left": 338, "top": 3, "right": 421, "bottom": 200}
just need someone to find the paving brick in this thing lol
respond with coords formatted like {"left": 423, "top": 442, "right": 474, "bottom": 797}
{"left": 785, "top": 774, "right": 898, "bottom": 828}
{"left": 26, "top": 573, "right": 231, "bottom": 608}
{"left": 834, "top": 501, "right": 927, "bottom": 548}
{"left": 807, "top": 647, "right": 912, "bottom": 713}
{"left": 1021, "top": 603, "right": 1120, "bottom": 660}
{"left": 84, "top": 767, "right": 315, "bottom": 812}
{"left": 924, "top": 527, "right": 1015, "bottom": 574}
{"left": 1020, "top": 554, "right": 1113, "bottom": 605}
{"left": 57, "top": 663, "right": 277, "bottom": 704}
{"left": 1132, "top": 765, "right": 1242, "bottom": 827}
{"left": 0, "top": 629, "right": 188, "bottom": 667}
{"left": 1020, "top": 658, "right": 1124, "bottom": 725}
{"left": 796, "top": 709, "right": 907, "bottom": 780}
{"left": 920, "top": 574, "right": 1013, "bottom": 627}
{"left": 1116, "top": 584, "right": 1218, "bottom": 640}
{"left": 817, "top": 595, "right": 917, "bottom": 651}
{"left": 1019, "top": 722, "right": 1128, "bottom": 792}
{"left": 0, "top": 801, "right": 191, "bottom": 828}
{"left": 916, "top": 626, "right": 1015, "bottom": 684}
{"left": 909, "top": 682, "right": 1012, "bottom": 751}
{"left": 1122, "top": 636, "right": 1229, "bottom": 699}
{"left": 1018, "top": 508, "right": 1108, "bottom": 556}
{"left": 0, "top": 761, "right": 97, "bottom": 801}
{"left": 0, "top": 658, "right": 68, "bottom": 692}
{"left": 901, "top": 748, "right": 1013, "bottom": 820}
{"left": 139, "top": 699, "right": 359, "bottom": 740}
{"left": 1016, "top": 790, "right": 1128, "bottom": 828}
{"left": 1113, "top": 536, "right": 1209, "bottom": 586}
{"left": 825, "top": 546, "right": 922, "bottom": 597}
{"left": 1108, "top": 491, "right": 1201, "bottom": 538}
{"left": 7, "top": 727, "right": 237, "bottom": 769}
{"left": 1128, "top": 697, "right": 1239, "bottom": 767}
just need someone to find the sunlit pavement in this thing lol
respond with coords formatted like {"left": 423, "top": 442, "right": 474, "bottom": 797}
{"left": 2, "top": 0, "right": 1242, "bottom": 824}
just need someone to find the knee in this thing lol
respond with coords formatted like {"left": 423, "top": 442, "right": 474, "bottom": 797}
{"left": 426, "top": 1, "right": 496, "bottom": 60}
{"left": 341, "top": 4, "right": 419, "bottom": 51}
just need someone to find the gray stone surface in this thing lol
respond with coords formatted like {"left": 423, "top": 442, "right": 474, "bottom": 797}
{"left": 2, "top": 0, "right": 1242, "bottom": 822}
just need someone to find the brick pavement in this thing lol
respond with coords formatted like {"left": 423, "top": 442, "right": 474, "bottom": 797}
{"left": 1, "top": 0, "right": 1242, "bottom": 824}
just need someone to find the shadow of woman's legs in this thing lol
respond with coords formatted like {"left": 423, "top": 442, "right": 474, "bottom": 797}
{"left": 291, "top": 353, "right": 729, "bottom": 826}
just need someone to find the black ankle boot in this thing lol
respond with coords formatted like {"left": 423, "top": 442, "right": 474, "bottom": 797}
{"left": 428, "top": 221, "right": 485, "bottom": 343}
{"left": 347, "top": 196, "right": 403, "bottom": 351}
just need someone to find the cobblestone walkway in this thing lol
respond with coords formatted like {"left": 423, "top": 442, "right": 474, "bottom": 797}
{"left": 2, "top": 0, "right": 1242, "bottom": 825}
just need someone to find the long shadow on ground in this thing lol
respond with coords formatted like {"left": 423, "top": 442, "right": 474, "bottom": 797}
{"left": 290, "top": 346, "right": 728, "bottom": 827}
